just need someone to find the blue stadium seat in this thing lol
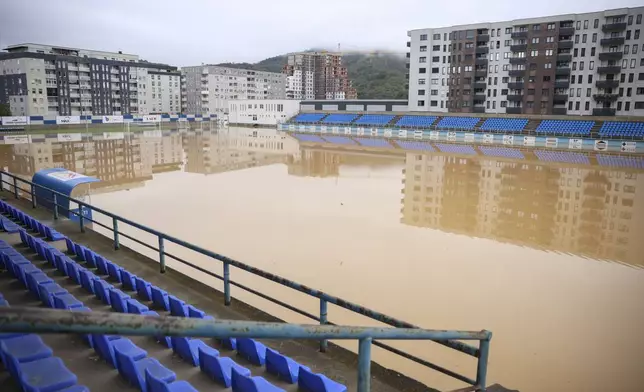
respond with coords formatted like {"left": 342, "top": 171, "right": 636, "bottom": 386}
{"left": 479, "top": 118, "right": 528, "bottom": 133}
{"left": 536, "top": 120, "right": 594, "bottom": 136}
{"left": 145, "top": 368, "right": 198, "bottom": 392}
{"left": 135, "top": 277, "right": 152, "bottom": 301}
{"left": 436, "top": 117, "right": 480, "bottom": 130}
{"left": 354, "top": 114, "right": 395, "bottom": 126}
{"left": 395, "top": 115, "right": 438, "bottom": 127}
{"left": 231, "top": 367, "right": 284, "bottom": 392}
{"left": 108, "top": 288, "right": 131, "bottom": 313}
{"left": 106, "top": 261, "right": 123, "bottom": 283}
{"left": 199, "top": 350, "right": 251, "bottom": 387}
{"left": 0, "top": 335, "right": 53, "bottom": 369}
{"left": 93, "top": 279, "right": 114, "bottom": 305}
{"left": 321, "top": 114, "right": 358, "bottom": 124}
{"left": 236, "top": 338, "right": 267, "bottom": 366}
{"left": 126, "top": 298, "right": 150, "bottom": 314}
{"left": 12, "top": 356, "right": 78, "bottom": 392}
{"left": 298, "top": 368, "right": 347, "bottom": 392}
{"left": 115, "top": 346, "right": 173, "bottom": 391}
{"left": 119, "top": 270, "right": 137, "bottom": 291}
{"left": 266, "top": 348, "right": 309, "bottom": 383}
{"left": 25, "top": 271, "right": 53, "bottom": 296}
{"left": 93, "top": 335, "right": 145, "bottom": 368}
{"left": 598, "top": 121, "right": 644, "bottom": 138}
{"left": 171, "top": 337, "right": 219, "bottom": 367}
{"left": 151, "top": 286, "right": 170, "bottom": 310}
{"left": 38, "top": 283, "right": 68, "bottom": 308}
{"left": 292, "top": 114, "right": 326, "bottom": 123}
{"left": 79, "top": 270, "right": 99, "bottom": 294}
{"left": 0, "top": 217, "right": 20, "bottom": 233}
{"left": 219, "top": 337, "right": 237, "bottom": 350}
{"left": 52, "top": 293, "right": 83, "bottom": 310}
{"left": 169, "top": 295, "right": 189, "bottom": 317}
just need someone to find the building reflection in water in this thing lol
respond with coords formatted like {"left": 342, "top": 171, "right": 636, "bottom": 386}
{"left": 400, "top": 151, "right": 644, "bottom": 267}
{"left": 183, "top": 127, "right": 300, "bottom": 175}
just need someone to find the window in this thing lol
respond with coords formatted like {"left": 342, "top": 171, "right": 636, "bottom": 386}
{"left": 638, "top": 14, "right": 643, "bottom": 24}
{"left": 577, "top": 88, "right": 582, "bottom": 96}
{"left": 420, "top": 45, "right": 427, "bottom": 52}
{"left": 503, "top": 64, "right": 509, "bottom": 71}
{"left": 625, "top": 102, "right": 631, "bottom": 111}
{"left": 582, "top": 34, "right": 587, "bottom": 43}
{"left": 574, "top": 48, "right": 578, "bottom": 57}
{"left": 432, "top": 45, "right": 440, "bottom": 51}
{"left": 575, "top": 101, "right": 580, "bottom": 110}
{"left": 578, "top": 75, "right": 582, "bottom": 83}
{"left": 419, "top": 57, "right": 427, "bottom": 63}
{"left": 504, "top": 39, "right": 511, "bottom": 47}
{"left": 622, "top": 59, "right": 628, "bottom": 69}
{"left": 589, "top": 61, "right": 594, "bottom": 70}
{"left": 579, "top": 61, "right": 584, "bottom": 70}
{"left": 542, "top": 88, "right": 550, "bottom": 96}
{"left": 637, "top": 88, "right": 644, "bottom": 95}
{"left": 544, "top": 75, "right": 551, "bottom": 82}
{"left": 639, "top": 73, "right": 644, "bottom": 81}
{"left": 625, "top": 45, "right": 630, "bottom": 54}
{"left": 626, "top": 30, "right": 631, "bottom": 40}
{"left": 545, "top": 63, "right": 552, "bottom": 69}
{"left": 634, "top": 45, "right": 639, "bottom": 54}
{"left": 531, "top": 37, "right": 540, "bottom": 44}
{"left": 568, "top": 101, "right": 573, "bottom": 110}
{"left": 576, "top": 21, "right": 581, "bottom": 30}
{"left": 628, "top": 15, "right": 634, "bottom": 25}
{"left": 635, "top": 30, "right": 641, "bottom": 39}
{"left": 530, "top": 50, "right": 538, "bottom": 57}
{"left": 420, "top": 34, "right": 427, "bottom": 40}
{"left": 572, "top": 62, "right": 577, "bottom": 70}
{"left": 491, "top": 29, "right": 495, "bottom": 37}
{"left": 433, "top": 33, "right": 441, "bottom": 40}
{"left": 594, "top": 19, "right": 599, "bottom": 28}
{"left": 417, "top": 100, "right": 425, "bottom": 106}
{"left": 631, "top": 59, "right": 637, "bottom": 69}
{"left": 432, "top": 56, "right": 440, "bottom": 62}
{"left": 418, "top": 78, "right": 426, "bottom": 85}
{"left": 546, "top": 36, "right": 555, "bottom": 43}
{"left": 574, "top": 34, "right": 579, "bottom": 44}
{"left": 419, "top": 68, "right": 426, "bottom": 74}
{"left": 635, "top": 102, "right": 644, "bottom": 109}
{"left": 505, "top": 27, "right": 512, "bottom": 34}
{"left": 592, "top": 33, "right": 597, "bottom": 43}
{"left": 584, "top": 20, "right": 589, "bottom": 29}
{"left": 569, "top": 88, "right": 575, "bottom": 97}
{"left": 591, "top": 47, "right": 595, "bottom": 56}
{"left": 431, "top": 78, "right": 439, "bottom": 84}
{"left": 585, "top": 102, "right": 590, "bottom": 111}
{"left": 581, "top": 48, "right": 586, "bottom": 57}
{"left": 431, "top": 89, "right": 438, "bottom": 96}
{"left": 545, "top": 49, "right": 553, "bottom": 56}
{"left": 432, "top": 67, "right": 440, "bottom": 73}
{"left": 533, "top": 24, "right": 540, "bottom": 31}
{"left": 586, "top": 88, "right": 591, "bottom": 97}
{"left": 547, "top": 23, "right": 555, "bottom": 30}
{"left": 418, "top": 89, "right": 426, "bottom": 95}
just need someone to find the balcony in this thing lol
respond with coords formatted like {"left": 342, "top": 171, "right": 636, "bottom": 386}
{"left": 477, "top": 34, "right": 490, "bottom": 42}
{"left": 552, "top": 107, "right": 567, "bottom": 115}
{"left": 558, "top": 40, "right": 573, "bottom": 49}
{"left": 593, "top": 93, "right": 619, "bottom": 102}
{"left": 553, "top": 94, "right": 568, "bottom": 101}
{"left": 595, "top": 80, "right": 619, "bottom": 89}
{"left": 506, "top": 107, "right": 523, "bottom": 114}
{"left": 475, "top": 58, "right": 488, "bottom": 65}
{"left": 598, "top": 52, "right": 623, "bottom": 61}
{"left": 473, "top": 106, "right": 486, "bottom": 113}
{"left": 600, "top": 37, "right": 625, "bottom": 46}
{"left": 602, "top": 22, "right": 627, "bottom": 33}
{"left": 511, "top": 31, "right": 528, "bottom": 39}
{"left": 473, "top": 82, "right": 486, "bottom": 89}
{"left": 79, "top": 65, "right": 90, "bottom": 72}
{"left": 559, "top": 27, "right": 575, "bottom": 35}
{"left": 597, "top": 66, "right": 621, "bottom": 74}
{"left": 555, "top": 66, "right": 571, "bottom": 75}
{"left": 473, "top": 94, "right": 486, "bottom": 101}
{"left": 475, "top": 70, "right": 488, "bottom": 77}
{"left": 509, "top": 69, "right": 524, "bottom": 77}
{"left": 592, "top": 108, "right": 616, "bottom": 116}
{"left": 557, "top": 53, "right": 572, "bottom": 62}
{"left": 510, "top": 44, "right": 527, "bottom": 52}
{"left": 407, "top": 41, "right": 411, "bottom": 47}
{"left": 554, "top": 80, "right": 570, "bottom": 88}
{"left": 509, "top": 57, "right": 526, "bottom": 65}
{"left": 79, "top": 75, "right": 90, "bottom": 81}
{"left": 507, "top": 94, "right": 523, "bottom": 101}
{"left": 45, "top": 63, "right": 56, "bottom": 70}
{"left": 508, "top": 82, "right": 524, "bottom": 89}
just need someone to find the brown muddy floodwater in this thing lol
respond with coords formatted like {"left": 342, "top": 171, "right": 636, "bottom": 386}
{"left": 6, "top": 125, "right": 643, "bottom": 391}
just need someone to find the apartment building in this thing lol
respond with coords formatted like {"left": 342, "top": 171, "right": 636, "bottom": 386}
{"left": 0, "top": 43, "right": 181, "bottom": 117}
{"left": 407, "top": 7, "right": 644, "bottom": 116}
{"left": 283, "top": 52, "right": 357, "bottom": 100}
{"left": 181, "top": 65, "right": 286, "bottom": 116}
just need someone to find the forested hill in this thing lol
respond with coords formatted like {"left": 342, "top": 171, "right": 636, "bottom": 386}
{"left": 216, "top": 52, "right": 407, "bottom": 99}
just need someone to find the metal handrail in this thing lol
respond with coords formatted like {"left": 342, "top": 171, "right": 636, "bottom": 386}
{"left": 0, "top": 307, "right": 491, "bottom": 392}
{"left": 0, "top": 170, "right": 492, "bottom": 391}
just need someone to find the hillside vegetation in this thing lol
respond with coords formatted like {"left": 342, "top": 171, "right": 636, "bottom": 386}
{"left": 217, "top": 51, "right": 407, "bottom": 100}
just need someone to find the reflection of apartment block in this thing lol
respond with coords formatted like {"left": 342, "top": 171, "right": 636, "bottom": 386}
{"left": 399, "top": 151, "right": 644, "bottom": 266}
{"left": 92, "top": 137, "right": 143, "bottom": 183}
{"left": 181, "top": 66, "right": 286, "bottom": 116}
{"left": 8, "top": 143, "right": 53, "bottom": 175}
{"left": 183, "top": 129, "right": 297, "bottom": 175}
{"left": 140, "top": 132, "right": 183, "bottom": 174}
{"left": 287, "top": 150, "right": 342, "bottom": 178}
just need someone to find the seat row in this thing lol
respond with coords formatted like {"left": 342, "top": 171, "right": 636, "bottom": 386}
{"left": 0, "top": 243, "right": 87, "bottom": 392}
{"left": 0, "top": 201, "right": 346, "bottom": 392}
{"left": 0, "top": 201, "right": 65, "bottom": 241}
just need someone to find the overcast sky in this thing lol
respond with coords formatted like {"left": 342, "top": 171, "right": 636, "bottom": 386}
{"left": 1, "top": 0, "right": 642, "bottom": 67}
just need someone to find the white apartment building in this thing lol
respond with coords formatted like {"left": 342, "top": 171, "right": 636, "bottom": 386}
{"left": 407, "top": 7, "right": 644, "bottom": 116}
{"left": 227, "top": 99, "right": 300, "bottom": 126}
{"left": 181, "top": 65, "right": 286, "bottom": 116}
{"left": 0, "top": 43, "right": 181, "bottom": 116}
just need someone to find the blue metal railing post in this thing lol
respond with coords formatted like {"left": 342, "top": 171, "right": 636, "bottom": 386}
{"left": 357, "top": 337, "right": 372, "bottom": 392}
{"left": 52, "top": 193, "right": 58, "bottom": 220}
{"left": 78, "top": 206, "right": 85, "bottom": 232}
{"left": 476, "top": 335, "right": 492, "bottom": 391}
{"left": 319, "top": 299, "right": 328, "bottom": 352}
{"left": 113, "top": 218, "right": 119, "bottom": 249}
{"left": 159, "top": 236, "right": 166, "bottom": 273}
{"left": 13, "top": 177, "right": 18, "bottom": 199}
{"left": 31, "top": 184, "right": 37, "bottom": 208}
{"left": 223, "top": 262, "right": 231, "bottom": 306}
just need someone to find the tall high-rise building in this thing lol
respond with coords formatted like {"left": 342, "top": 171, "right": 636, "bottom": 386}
{"left": 180, "top": 66, "right": 286, "bottom": 116}
{"left": 406, "top": 7, "right": 644, "bottom": 116}
{"left": 283, "top": 52, "right": 357, "bottom": 100}
{"left": 0, "top": 43, "right": 181, "bottom": 116}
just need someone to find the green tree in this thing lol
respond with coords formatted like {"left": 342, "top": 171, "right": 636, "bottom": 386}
{"left": 0, "top": 103, "right": 10, "bottom": 116}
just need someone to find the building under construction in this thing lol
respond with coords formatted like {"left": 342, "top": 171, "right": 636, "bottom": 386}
{"left": 283, "top": 52, "right": 357, "bottom": 100}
